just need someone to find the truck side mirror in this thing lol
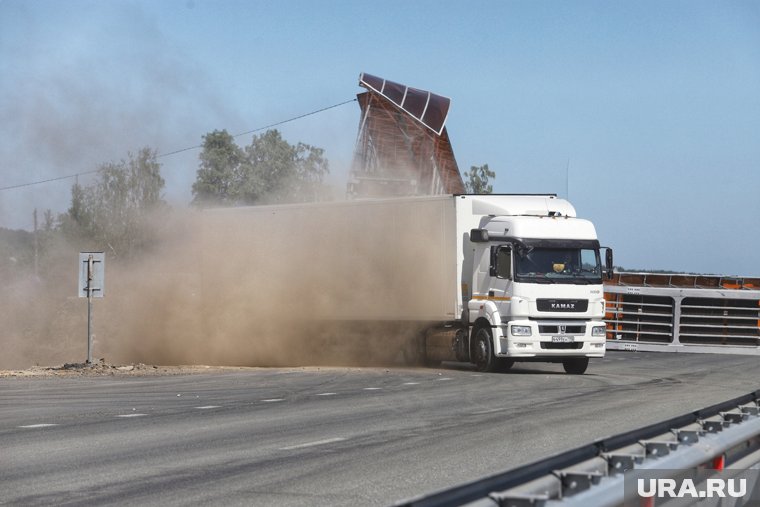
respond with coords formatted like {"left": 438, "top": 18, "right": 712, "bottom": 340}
{"left": 604, "top": 247, "right": 614, "bottom": 280}
{"left": 470, "top": 229, "right": 489, "bottom": 243}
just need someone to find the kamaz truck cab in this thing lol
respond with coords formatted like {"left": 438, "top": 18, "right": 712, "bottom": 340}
{"left": 458, "top": 195, "right": 612, "bottom": 374}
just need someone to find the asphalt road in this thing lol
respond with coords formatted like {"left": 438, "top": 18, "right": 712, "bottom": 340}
{"left": 2, "top": 351, "right": 760, "bottom": 506}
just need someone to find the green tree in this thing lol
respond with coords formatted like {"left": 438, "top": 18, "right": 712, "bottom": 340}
{"left": 464, "top": 163, "right": 495, "bottom": 194}
{"left": 241, "top": 129, "right": 296, "bottom": 203}
{"left": 60, "top": 182, "right": 90, "bottom": 235}
{"left": 61, "top": 147, "right": 166, "bottom": 259}
{"left": 294, "top": 142, "right": 329, "bottom": 202}
{"left": 191, "top": 129, "right": 330, "bottom": 206}
{"left": 191, "top": 130, "right": 244, "bottom": 206}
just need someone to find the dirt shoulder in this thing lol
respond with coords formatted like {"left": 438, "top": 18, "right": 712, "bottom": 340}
{"left": 0, "top": 361, "right": 257, "bottom": 378}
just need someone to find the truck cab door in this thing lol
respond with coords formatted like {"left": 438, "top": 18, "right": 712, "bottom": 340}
{"left": 469, "top": 244, "right": 512, "bottom": 323}
{"left": 489, "top": 245, "right": 513, "bottom": 305}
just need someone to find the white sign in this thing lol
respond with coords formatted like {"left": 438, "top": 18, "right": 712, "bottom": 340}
{"left": 78, "top": 252, "right": 105, "bottom": 298}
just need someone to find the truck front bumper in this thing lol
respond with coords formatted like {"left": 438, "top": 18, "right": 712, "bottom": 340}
{"left": 494, "top": 320, "right": 606, "bottom": 358}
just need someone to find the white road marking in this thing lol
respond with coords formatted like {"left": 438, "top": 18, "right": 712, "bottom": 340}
{"left": 117, "top": 414, "right": 147, "bottom": 418}
{"left": 261, "top": 398, "right": 284, "bottom": 403}
{"left": 402, "top": 382, "right": 419, "bottom": 385}
{"left": 316, "top": 392, "right": 336, "bottom": 396}
{"left": 473, "top": 408, "right": 507, "bottom": 415}
{"left": 19, "top": 424, "right": 58, "bottom": 429}
{"left": 279, "top": 437, "right": 346, "bottom": 451}
{"left": 436, "top": 377, "right": 452, "bottom": 381}
{"left": 363, "top": 387, "right": 382, "bottom": 391}
{"left": 194, "top": 405, "right": 221, "bottom": 410}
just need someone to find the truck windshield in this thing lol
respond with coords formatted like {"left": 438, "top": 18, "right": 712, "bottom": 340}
{"left": 514, "top": 247, "right": 602, "bottom": 284}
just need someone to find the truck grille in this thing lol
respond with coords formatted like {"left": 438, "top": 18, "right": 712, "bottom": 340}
{"left": 539, "top": 325, "right": 586, "bottom": 335}
{"left": 540, "top": 342, "right": 583, "bottom": 350}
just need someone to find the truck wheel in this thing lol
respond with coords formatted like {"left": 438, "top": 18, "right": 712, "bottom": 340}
{"left": 473, "top": 327, "right": 497, "bottom": 373}
{"left": 562, "top": 357, "right": 589, "bottom": 375}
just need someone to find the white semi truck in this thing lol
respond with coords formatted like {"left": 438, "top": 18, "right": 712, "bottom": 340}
{"left": 201, "top": 194, "right": 612, "bottom": 374}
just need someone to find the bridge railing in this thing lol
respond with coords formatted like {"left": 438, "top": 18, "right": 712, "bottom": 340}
{"left": 604, "top": 272, "right": 760, "bottom": 354}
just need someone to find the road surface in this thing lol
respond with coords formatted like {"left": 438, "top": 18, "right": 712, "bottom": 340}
{"left": 2, "top": 351, "right": 759, "bottom": 506}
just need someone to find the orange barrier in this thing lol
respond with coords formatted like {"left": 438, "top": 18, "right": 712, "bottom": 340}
{"left": 606, "top": 272, "right": 760, "bottom": 290}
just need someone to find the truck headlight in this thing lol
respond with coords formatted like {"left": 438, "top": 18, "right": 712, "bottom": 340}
{"left": 511, "top": 325, "right": 532, "bottom": 337}
{"left": 592, "top": 325, "right": 607, "bottom": 337}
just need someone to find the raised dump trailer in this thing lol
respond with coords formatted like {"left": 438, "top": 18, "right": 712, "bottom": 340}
{"left": 201, "top": 194, "right": 612, "bottom": 374}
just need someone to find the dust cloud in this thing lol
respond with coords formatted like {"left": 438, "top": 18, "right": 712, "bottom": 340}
{"left": 1, "top": 200, "right": 454, "bottom": 370}
{"left": 0, "top": 2, "right": 242, "bottom": 231}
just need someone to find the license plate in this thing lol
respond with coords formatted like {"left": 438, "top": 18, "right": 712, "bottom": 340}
{"left": 552, "top": 336, "right": 574, "bottom": 343}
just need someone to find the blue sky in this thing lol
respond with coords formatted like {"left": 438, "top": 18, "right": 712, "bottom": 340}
{"left": 1, "top": 0, "right": 759, "bottom": 276}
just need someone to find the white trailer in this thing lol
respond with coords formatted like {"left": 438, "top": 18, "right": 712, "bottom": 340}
{"left": 201, "top": 194, "right": 612, "bottom": 373}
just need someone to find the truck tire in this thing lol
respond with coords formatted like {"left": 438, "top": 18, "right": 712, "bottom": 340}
{"left": 562, "top": 357, "right": 589, "bottom": 375}
{"left": 454, "top": 328, "right": 469, "bottom": 363}
{"left": 472, "top": 327, "right": 497, "bottom": 373}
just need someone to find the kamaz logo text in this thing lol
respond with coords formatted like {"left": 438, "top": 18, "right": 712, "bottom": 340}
{"left": 551, "top": 303, "right": 575, "bottom": 309}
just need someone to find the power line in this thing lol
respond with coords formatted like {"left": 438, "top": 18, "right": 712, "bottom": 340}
{"left": 0, "top": 98, "right": 358, "bottom": 192}
{"left": 0, "top": 170, "right": 102, "bottom": 191}
{"left": 159, "top": 98, "right": 357, "bottom": 158}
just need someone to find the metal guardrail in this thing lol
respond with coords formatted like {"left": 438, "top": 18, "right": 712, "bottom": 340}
{"left": 604, "top": 273, "right": 760, "bottom": 354}
{"left": 393, "top": 391, "right": 760, "bottom": 507}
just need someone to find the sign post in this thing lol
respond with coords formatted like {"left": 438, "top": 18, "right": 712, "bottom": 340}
{"left": 78, "top": 252, "right": 105, "bottom": 365}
